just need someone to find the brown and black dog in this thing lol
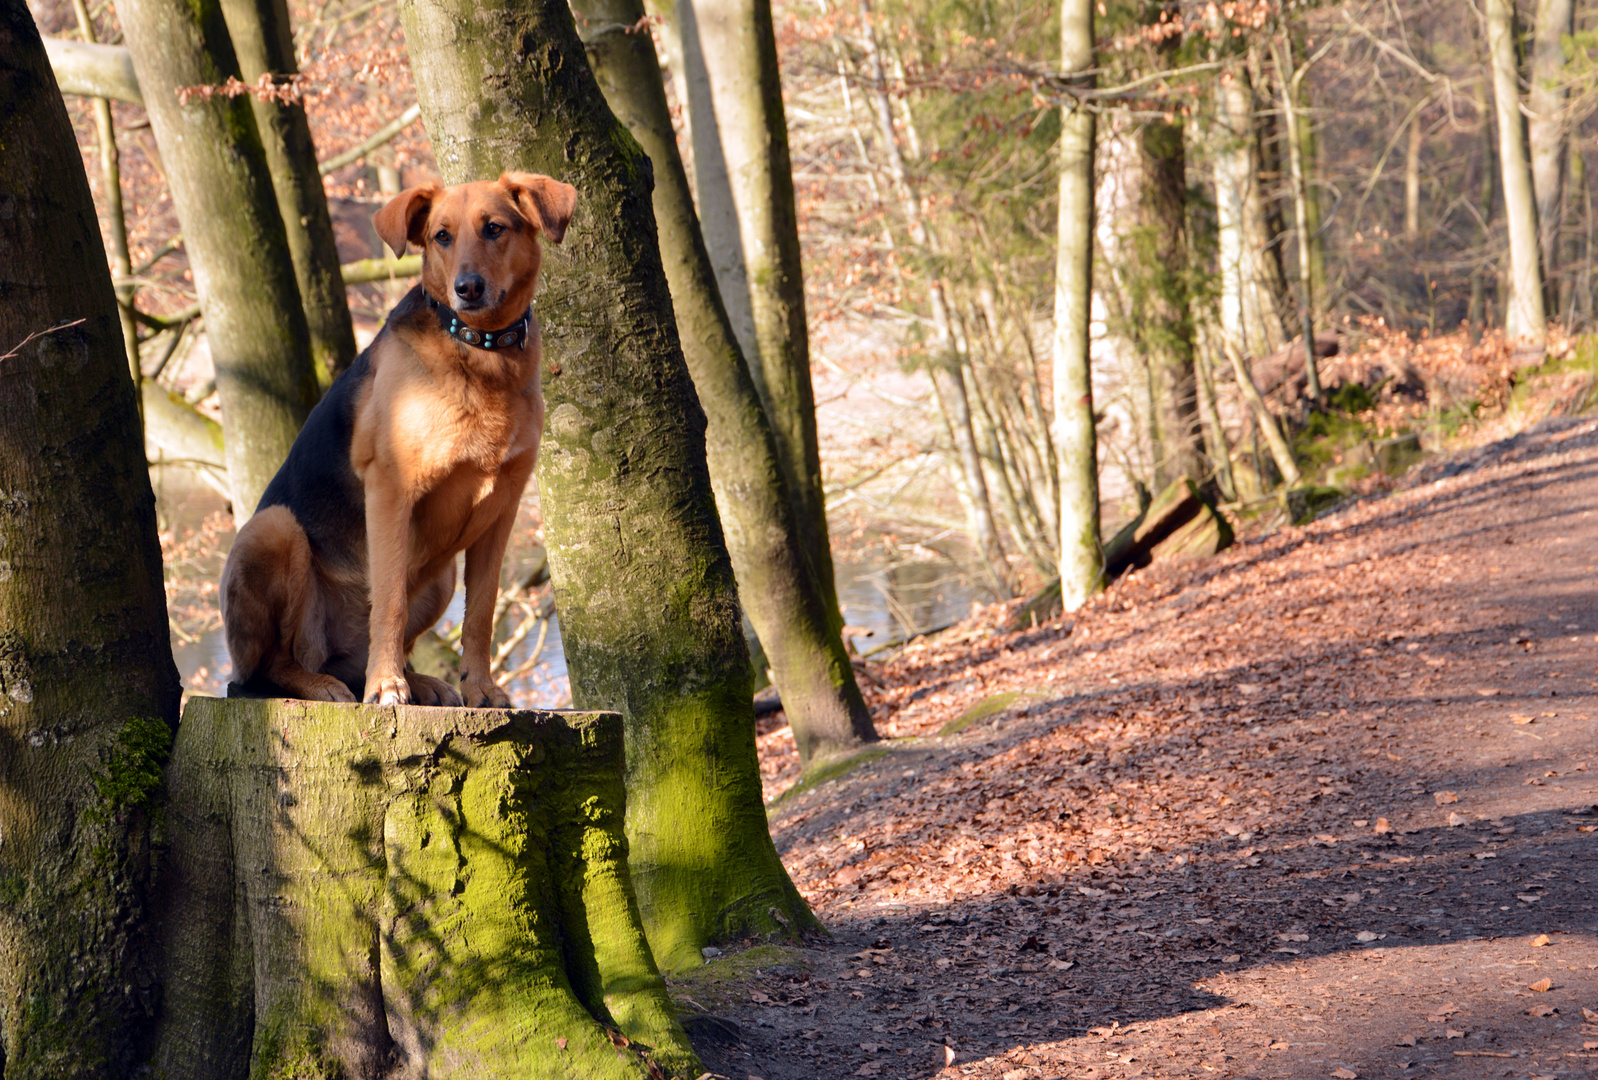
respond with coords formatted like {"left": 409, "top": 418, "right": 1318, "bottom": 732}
{"left": 220, "top": 172, "right": 577, "bottom": 707}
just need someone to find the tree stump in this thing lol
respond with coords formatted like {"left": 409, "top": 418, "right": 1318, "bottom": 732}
{"left": 152, "top": 696, "right": 700, "bottom": 1079}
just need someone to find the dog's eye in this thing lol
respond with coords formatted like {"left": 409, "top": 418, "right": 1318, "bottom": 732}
{"left": 483, "top": 222, "right": 504, "bottom": 239}
{"left": 433, "top": 229, "right": 452, "bottom": 247}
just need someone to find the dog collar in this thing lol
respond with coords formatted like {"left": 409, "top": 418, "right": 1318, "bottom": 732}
{"left": 427, "top": 294, "right": 531, "bottom": 351}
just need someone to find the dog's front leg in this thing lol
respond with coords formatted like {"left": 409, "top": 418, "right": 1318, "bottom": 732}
{"left": 363, "top": 478, "right": 414, "bottom": 705}
{"left": 458, "top": 504, "right": 519, "bottom": 708}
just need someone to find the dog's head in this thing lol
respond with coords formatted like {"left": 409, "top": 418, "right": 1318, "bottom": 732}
{"left": 375, "top": 172, "right": 578, "bottom": 331}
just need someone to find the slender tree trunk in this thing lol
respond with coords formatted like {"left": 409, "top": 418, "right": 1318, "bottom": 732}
{"left": 0, "top": 5, "right": 182, "bottom": 1069}
{"left": 668, "top": 0, "right": 840, "bottom": 623}
{"left": 1468, "top": 78, "right": 1497, "bottom": 341}
{"left": 1529, "top": 0, "right": 1574, "bottom": 312}
{"left": 220, "top": 0, "right": 359, "bottom": 386}
{"left": 118, "top": 0, "right": 321, "bottom": 515}
{"left": 399, "top": 0, "right": 820, "bottom": 972}
{"left": 1054, "top": 0, "right": 1102, "bottom": 611}
{"left": 575, "top": 0, "right": 877, "bottom": 764}
{"left": 1194, "top": 337, "right": 1236, "bottom": 501}
{"left": 1211, "top": 49, "right": 1288, "bottom": 358}
{"left": 1485, "top": 0, "right": 1548, "bottom": 349}
{"left": 1223, "top": 338, "right": 1301, "bottom": 488}
{"left": 68, "top": 0, "right": 139, "bottom": 401}
{"left": 1274, "top": 37, "right": 1322, "bottom": 401}
{"left": 1137, "top": 42, "right": 1204, "bottom": 487}
{"left": 1405, "top": 113, "right": 1423, "bottom": 239}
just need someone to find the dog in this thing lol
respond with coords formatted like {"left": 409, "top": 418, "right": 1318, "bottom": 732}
{"left": 220, "top": 172, "right": 577, "bottom": 707}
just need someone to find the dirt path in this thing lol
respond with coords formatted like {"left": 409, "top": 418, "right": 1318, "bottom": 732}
{"left": 676, "top": 416, "right": 1598, "bottom": 1080}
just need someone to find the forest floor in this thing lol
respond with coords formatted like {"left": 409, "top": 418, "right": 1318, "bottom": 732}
{"left": 678, "top": 414, "right": 1598, "bottom": 1080}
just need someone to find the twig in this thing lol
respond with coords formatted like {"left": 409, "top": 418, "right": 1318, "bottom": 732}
{"left": 319, "top": 103, "right": 422, "bottom": 175}
{"left": 2, "top": 318, "right": 86, "bottom": 362}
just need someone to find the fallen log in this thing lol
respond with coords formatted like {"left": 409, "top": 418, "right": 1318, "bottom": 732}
{"left": 1012, "top": 479, "right": 1233, "bottom": 628}
{"left": 152, "top": 696, "right": 701, "bottom": 1079}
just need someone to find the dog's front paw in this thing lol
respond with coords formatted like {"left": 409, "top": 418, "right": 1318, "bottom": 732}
{"left": 364, "top": 673, "right": 411, "bottom": 706}
{"left": 460, "top": 672, "right": 512, "bottom": 709}
{"left": 306, "top": 674, "right": 357, "bottom": 703}
{"left": 405, "top": 671, "right": 463, "bottom": 707}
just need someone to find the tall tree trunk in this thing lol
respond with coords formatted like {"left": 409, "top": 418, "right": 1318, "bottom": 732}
{"left": 399, "top": 0, "right": 820, "bottom": 972}
{"left": 118, "top": 0, "right": 321, "bottom": 515}
{"left": 1054, "top": 0, "right": 1102, "bottom": 611}
{"left": 0, "top": 4, "right": 182, "bottom": 1070}
{"left": 668, "top": 0, "right": 840, "bottom": 623}
{"left": 69, "top": 0, "right": 139, "bottom": 400}
{"left": 1405, "top": 113, "right": 1422, "bottom": 239}
{"left": 1211, "top": 49, "right": 1288, "bottom": 359}
{"left": 1484, "top": 0, "right": 1548, "bottom": 349}
{"left": 1529, "top": 0, "right": 1574, "bottom": 312}
{"left": 220, "top": 0, "right": 359, "bottom": 386}
{"left": 575, "top": 0, "right": 877, "bottom": 764}
{"left": 1273, "top": 37, "right": 1322, "bottom": 402}
{"left": 1137, "top": 37, "right": 1204, "bottom": 488}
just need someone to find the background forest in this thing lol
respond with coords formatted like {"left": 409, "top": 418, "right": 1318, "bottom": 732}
{"left": 26, "top": 0, "right": 1598, "bottom": 697}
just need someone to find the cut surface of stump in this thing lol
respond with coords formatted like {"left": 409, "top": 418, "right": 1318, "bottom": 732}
{"left": 153, "top": 697, "right": 699, "bottom": 1079}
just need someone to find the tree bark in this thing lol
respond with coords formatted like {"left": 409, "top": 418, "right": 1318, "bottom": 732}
{"left": 1053, "top": 0, "right": 1102, "bottom": 612}
{"left": 575, "top": 0, "right": 877, "bottom": 764}
{"left": 667, "top": 0, "right": 840, "bottom": 622}
{"left": 1211, "top": 48, "right": 1288, "bottom": 358}
{"left": 118, "top": 0, "right": 321, "bottom": 515}
{"left": 1484, "top": 0, "right": 1548, "bottom": 349}
{"left": 1137, "top": 59, "right": 1204, "bottom": 488}
{"left": 398, "top": 0, "right": 820, "bottom": 971}
{"left": 220, "top": 0, "right": 359, "bottom": 386}
{"left": 41, "top": 35, "right": 141, "bottom": 103}
{"left": 1273, "top": 37, "right": 1322, "bottom": 402}
{"left": 152, "top": 698, "right": 700, "bottom": 1079}
{"left": 0, "top": 4, "right": 182, "bottom": 1070}
{"left": 1529, "top": 0, "right": 1573, "bottom": 306}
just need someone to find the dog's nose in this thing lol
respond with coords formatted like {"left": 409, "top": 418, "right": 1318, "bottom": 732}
{"left": 454, "top": 273, "right": 485, "bottom": 303}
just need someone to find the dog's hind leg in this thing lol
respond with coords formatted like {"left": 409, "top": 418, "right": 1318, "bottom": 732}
{"left": 222, "top": 506, "right": 354, "bottom": 703}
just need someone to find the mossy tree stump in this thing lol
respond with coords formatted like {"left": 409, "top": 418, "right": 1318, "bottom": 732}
{"left": 152, "top": 697, "right": 699, "bottom": 1079}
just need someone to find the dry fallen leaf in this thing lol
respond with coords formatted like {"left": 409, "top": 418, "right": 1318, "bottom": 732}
{"left": 1373, "top": 817, "right": 1391, "bottom": 834}
{"left": 1332, "top": 1068, "right": 1358, "bottom": 1079}
{"left": 1531, "top": 934, "right": 1552, "bottom": 947}
{"left": 945, "top": 1045, "right": 957, "bottom": 1068}
{"left": 555, "top": 1037, "right": 567, "bottom": 1050}
{"left": 1529, "top": 978, "right": 1553, "bottom": 992}
{"left": 1512, "top": 714, "right": 1536, "bottom": 725}
{"left": 1585, "top": 1041, "right": 1598, "bottom": 1051}
{"left": 1395, "top": 1034, "right": 1416, "bottom": 1047}
{"left": 1434, "top": 791, "right": 1459, "bottom": 805}
{"left": 1583, "top": 1007, "right": 1598, "bottom": 1022}
{"left": 1445, "top": 1028, "right": 1465, "bottom": 1039}
{"left": 1447, "top": 812, "right": 1468, "bottom": 827}
{"left": 1355, "top": 930, "right": 1381, "bottom": 943}
{"left": 1527, "top": 1005, "right": 1557, "bottom": 1017}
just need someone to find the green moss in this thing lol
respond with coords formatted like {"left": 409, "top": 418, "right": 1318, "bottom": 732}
{"left": 0, "top": 871, "right": 24, "bottom": 906}
{"left": 770, "top": 747, "right": 888, "bottom": 806}
{"left": 1285, "top": 484, "right": 1344, "bottom": 525}
{"left": 666, "top": 944, "right": 810, "bottom": 1013}
{"left": 938, "top": 691, "right": 1042, "bottom": 736}
{"left": 91, "top": 715, "right": 172, "bottom": 821}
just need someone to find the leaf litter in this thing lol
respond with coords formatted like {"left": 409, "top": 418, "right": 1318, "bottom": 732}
{"left": 690, "top": 417, "right": 1598, "bottom": 1079}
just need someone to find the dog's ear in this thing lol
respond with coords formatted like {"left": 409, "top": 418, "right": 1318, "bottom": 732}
{"left": 374, "top": 183, "right": 441, "bottom": 256}
{"left": 499, "top": 172, "right": 578, "bottom": 246}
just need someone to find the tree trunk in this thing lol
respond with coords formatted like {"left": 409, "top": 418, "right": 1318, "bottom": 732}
{"left": 1484, "top": 0, "right": 1548, "bottom": 349}
{"left": 152, "top": 698, "right": 700, "bottom": 1079}
{"left": 575, "top": 0, "right": 877, "bottom": 764}
{"left": 220, "top": 0, "right": 359, "bottom": 386}
{"left": 1529, "top": 0, "right": 1573, "bottom": 309}
{"left": 0, "top": 4, "right": 182, "bottom": 1069}
{"left": 118, "top": 0, "right": 321, "bottom": 515}
{"left": 1273, "top": 38, "right": 1322, "bottom": 402}
{"left": 1405, "top": 113, "right": 1422, "bottom": 239}
{"left": 1211, "top": 49, "right": 1288, "bottom": 358}
{"left": 669, "top": 0, "right": 840, "bottom": 622}
{"left": 1137, "top": 62, "right": 1204, "bottom": 488}
{"left": 1222, "top": 337, "right": 1300, "bottom": 489}
{"left": 1053, "top": 0, "right": 1102, "bottom": 612}
{"left": 399, "top": 0, "right": 820, "bottom": 971}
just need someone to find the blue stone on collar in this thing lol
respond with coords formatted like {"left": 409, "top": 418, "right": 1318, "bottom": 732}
{"left": 427, "top": 294, "right": 531, "bottom": 351}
